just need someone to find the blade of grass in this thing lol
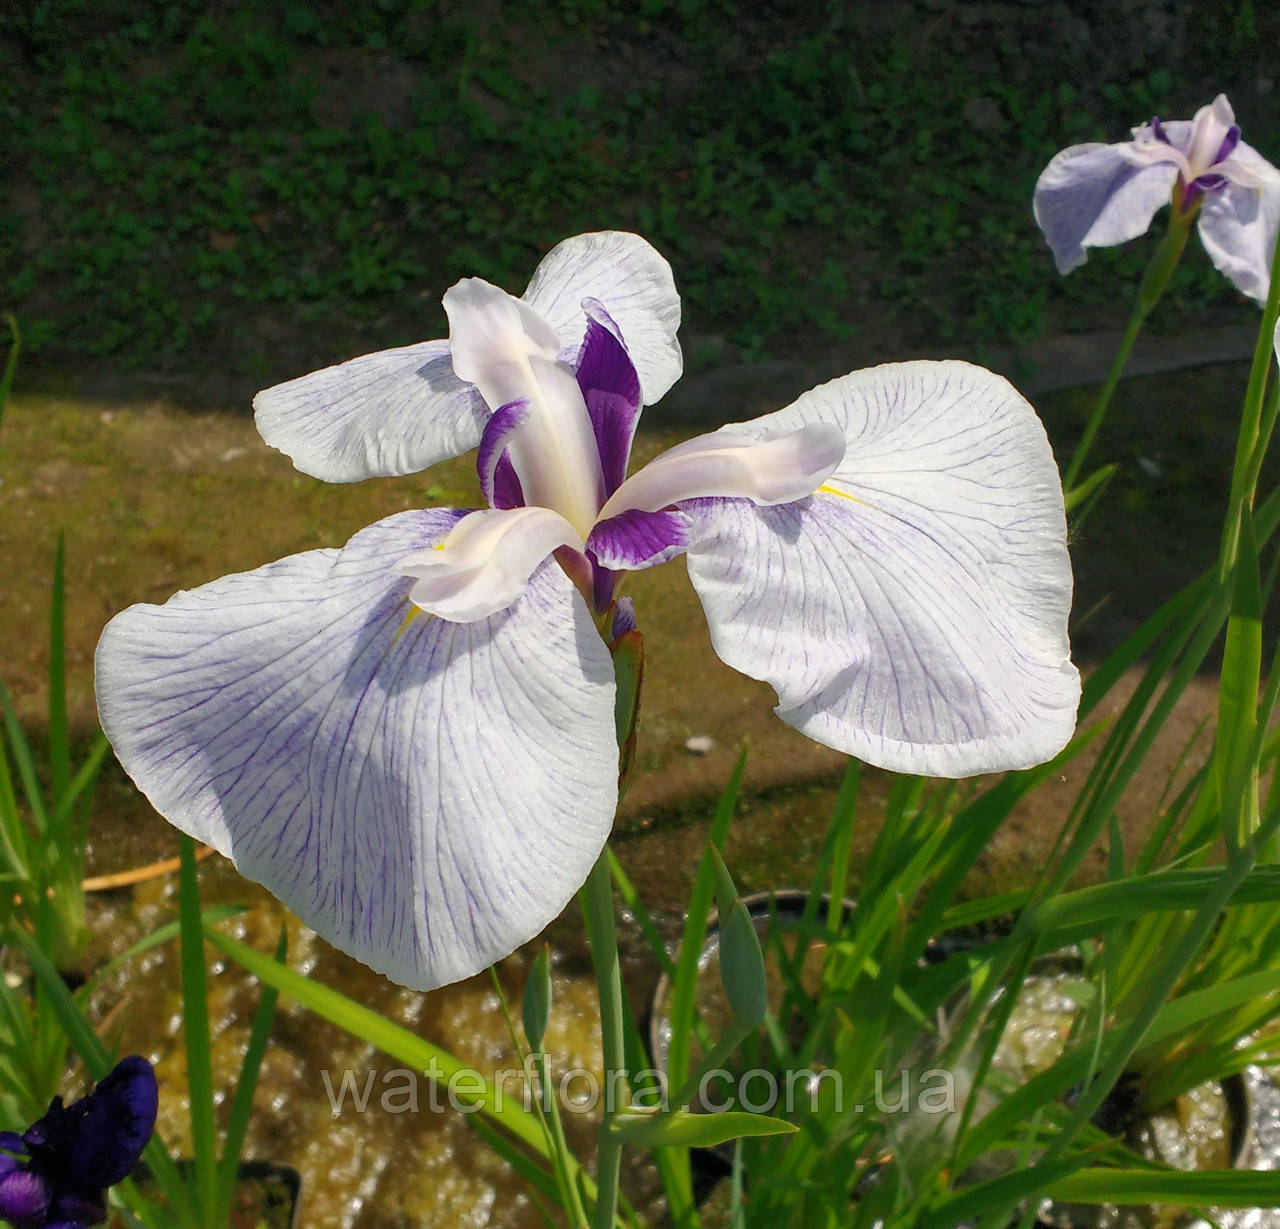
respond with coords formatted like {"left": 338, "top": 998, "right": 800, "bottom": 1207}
{"left": 0, "top": 682, "right": 50, "bottom": 833}
{"left": 1216, "top": 505, "right": 1262, "bottom": 855}
{"left": 202, "top": 925, "right": 554, "bottom": 1158}
{"left": 1048, "top": 1166, "right": 1280, "bottom": 1207}
{"left": 215, "top": 924, "right": 287, "bottom": 1229}
{"left": 177, "top": 834, "right": 218, "bottom": 1226}
{"left": 80, "top": 904, "right": 246, "bottom": 998}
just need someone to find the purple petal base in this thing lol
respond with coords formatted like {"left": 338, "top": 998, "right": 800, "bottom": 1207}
{"left": 476, "top": 399, "right": 529, "bottom": 510}
{"left": 587, "top": 508, "right": 690, "bottom": 570}
{"left": 575, "top": 302, "right": 643, "bottom": 499}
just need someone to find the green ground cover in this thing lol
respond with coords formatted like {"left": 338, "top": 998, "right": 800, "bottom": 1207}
{"left": 3, "top": 0, "right": 1273, "bottom": 390}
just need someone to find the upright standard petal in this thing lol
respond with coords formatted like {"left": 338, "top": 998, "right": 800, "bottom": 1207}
{"left": 1033, "top": 143, "right": 1177, "bottom": 274}
{"left": 95, "top": 510, "right": 618, "bottom": 990}
{"left": 521, "top": 231, "right": 683, "bottom": 404}
{"left": 254, "top": 341, "right": 488, "bottom": 483}
{"left": 683, "top": 361, "right": 1079, "bottom": 777}
{"left": 1197, "top": 162, "right": 1280, "bottom": 304}
{"left": 445, "top": 278, "right": 604, "bottom": 536}
{"left": 576, "top": 305, "right": 644, "bottom": 499}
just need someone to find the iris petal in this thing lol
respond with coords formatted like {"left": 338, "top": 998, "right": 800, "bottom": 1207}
{"left": 1033, "top": 143, "right": 1177, "bottom": 274}
{"left": 254, "top": 341, "right": 487, "bottom": 483}
{"left": 575, "top": 304, "right": 643, "bottom": 499}
{"left": 683, "top": 361, "right": 1079, "bottom": 777}
{"left": 95, "top": 509, "right": 618, "bottom": 990}
{"left": 1198, "top": 162, "right": 1280, "bottom": 305}
{"left": 395, "top": 506, "right": 582, "bottom": 622}
{"left": 0, "top": 1168, "right": 47, "bottom": 1222}
{"left": 476, "top": 399, "right": 531, "bottom": 509}
{"left": 599, "top": 421, "right": 844, "bottom": 520}
{"left": 71, "top": 1057, "right": 158, "bottom": 1187}
{"left": 445, "top": 278, "right": 603, "bottom": 535}
{"left": 521, "top": 231, "right": 683, "bottom": 404}
{"left": 588, "top": 508, "right": 690, "bottom": 570}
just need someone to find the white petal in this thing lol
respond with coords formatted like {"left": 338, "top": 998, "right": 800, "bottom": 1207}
{"left": 1217, "top": 140, "right": 1280, "bottom": 192}
{"left": 598, "top": 423, "right": 844, "bottom": 520}
{"left": 1184, "top": 94, "right": 1237, "bottom": 180}
{"left": 521, "top": 231, "right": 683, "bottom": 404}
{"left": 254, "top": 342, "right": 487, "bottom": 483}
{"left": 95, "top": 510, "right": 618, "bottom": 990}
{"left": 1033, "top": 143, "right": 1177, "bottom": 274}
{"left": 444, "top": 278, "right": 604, "bottom": 535}
{"left": 443, "top": 277, "right": 562, "bottom": 407}
{"left": 395, "top": 506, "right": 582, "bottom": 621}
{"left": 1198, "top": 174, "right": 1280, "bottom": 305}
{"left": 683, "top": 361, "right": 1079, "bottom": 777}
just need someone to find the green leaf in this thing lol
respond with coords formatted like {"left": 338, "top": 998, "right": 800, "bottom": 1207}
{"left": 930, "top": 1151, "right": 1100, "bottom": 1224}
{"left": 709, "top": 846, "right": 767, "bottom": 1031}
{"left": 1064, "top": 461, "right": 1116, "bottom": 513}
{"left": 607, "top": 1108, "right": 797, "bottom": 1148}
{"left": 1218, "top": 503, "right": 1263, "bottom": 853}
{"left": 522, "top": 945, "right": 552, "bottom": 1052}
{"left": 81, "top": 904, "right": 246, "bottom": 999}
{"left": 203, "top": 924, "right": 549, "bottom": 1154}
{"left": 178, "top": 835, "right": 218, "bottom": 1225}
{"left": 1048, "top": 1166, "right": 1280, "bottom": 1206}
{"left": 665, "top": 747, "right": 747, "bottom": 1095}
{"left": 1025, "top": 864, "right": 1280, "bottom": 940}
{"left": 215, "top": 924, "right": 286, "bottom": 1229}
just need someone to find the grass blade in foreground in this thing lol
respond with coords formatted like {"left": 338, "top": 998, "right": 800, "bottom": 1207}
{"left": 178, "top": 835, "right": 218, "bottom": 1225}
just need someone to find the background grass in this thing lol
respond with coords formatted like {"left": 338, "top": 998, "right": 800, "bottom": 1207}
{"left": 3, "top": 0, "right": 1276, "bottom": 399}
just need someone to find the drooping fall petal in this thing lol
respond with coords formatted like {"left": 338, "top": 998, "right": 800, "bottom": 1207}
{"left": 682, "top": 361, "right": 1079, "bottom": 776}
{"left": 95, "top": 510, "right": 618, "bottom": 990}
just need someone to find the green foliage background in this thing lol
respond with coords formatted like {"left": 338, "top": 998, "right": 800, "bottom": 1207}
{"left": 2, "top": 0, "right": 1275, "bottom": 388}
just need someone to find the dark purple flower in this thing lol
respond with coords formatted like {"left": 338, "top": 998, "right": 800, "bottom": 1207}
{"left": 0, "top": 1056, "right": 158, "bottom": 1229}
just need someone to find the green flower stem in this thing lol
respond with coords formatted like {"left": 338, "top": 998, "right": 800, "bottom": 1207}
{"left": 582, "top": 849, "right": 626, "bottom": 1229}
{"left": 1218, "top": 232, "right": 1280, "bottom": 579}
{"left": 1062, "top": 211, "right": 1193, "bottom": 493}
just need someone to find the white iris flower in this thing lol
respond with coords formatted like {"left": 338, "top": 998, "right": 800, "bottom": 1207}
{"left": 95, "top": 232, "right": 1079, "bottom": 990}
{"left": 1034, "top": 94, "right": 1280, "bottom": 303}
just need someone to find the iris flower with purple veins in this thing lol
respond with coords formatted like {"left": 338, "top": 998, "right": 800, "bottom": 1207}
{"left": 95, "top": 232, "right": 1079, "bottom": 991}
{"left": 1034, "top": 94, "right": 1280, "bottom": 303}
{"left": 0, "top": 1056, "right": 158, "bottom": 1229}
